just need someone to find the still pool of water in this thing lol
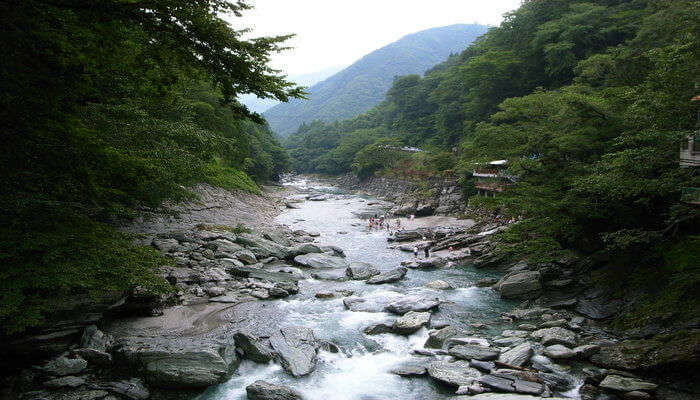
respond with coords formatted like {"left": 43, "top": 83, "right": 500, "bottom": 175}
{"left": 199, "top": 179, "right": 516, "bottom": 400}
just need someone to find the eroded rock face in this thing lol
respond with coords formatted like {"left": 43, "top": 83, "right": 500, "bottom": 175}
{"left": 269, "top": 327, "right": 319, "bottom": 377}
{"left": 599, "top": 375, "right": 658, "bottom": 392}
{"left": 366, "top": 267, "right": 408, "bottom": 284}
{"left": 113, "top": 336, "right": 238, "bottom": 388}
{"left": 590, "top": 330, "right": 700, "bottom": 370}
{"left": 246, "top": 380, "right": 304, "bottom": 400}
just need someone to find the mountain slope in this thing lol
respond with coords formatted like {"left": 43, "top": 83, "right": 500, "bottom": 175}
{"left": 264, "top": 24, "right": 488, "bottom": 136}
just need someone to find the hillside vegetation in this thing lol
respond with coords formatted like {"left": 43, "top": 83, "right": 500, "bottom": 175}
{"left": 285, "top": 0, "right": 700, "bottom": 324}
{"left": 0, "top": 0, "right": 300, "bottom": 334}
{"left": 264, "top": 24, "right": 488, "bottom": 136}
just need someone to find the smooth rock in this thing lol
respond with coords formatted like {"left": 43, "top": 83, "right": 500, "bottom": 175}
{"left": 293, "top": 253, "right": 348, "bottom": 269}
{"left": 390, "top": 363, "right": 428, "bottom": 377}
{"left": 425, "top": 280, "right": 453, "bottom": 290}
{"left": 366, "top": 267, "right": 408, "bottom": 284}
{"left": 234, "top": 332, "right": 273, "bottom": 363}
{"left": 72, "top": 348, "right": 113, "bottom": 365}
{"left": 95, "top": 379, "right": 149, "bottom": 400}
{"left": 543, "top": 344, "right": 575, "bottom": 359}
{"left": 573, "top": 344, "right": 600, "bottom": 359}
{"left": 531, "top": 327, "right": 577, "bottom": 347}
{"left": 245, "top": 380, "right": 304, "bottom": 400}
{"left": 384, "top": 296, "right": 439, "bottom": 315}
{"left": 363, "top": 323, "right": 395, "bottom": 335}
{"left": 425, "top": 325, "right": 471, "bottom": 349}
{"left": 497, "top": 271, "right": 542, "bottom": 299}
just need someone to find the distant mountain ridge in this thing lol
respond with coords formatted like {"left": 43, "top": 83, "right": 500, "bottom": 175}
{"left": 264, "top": 24, "right": 488, "bottom": 136}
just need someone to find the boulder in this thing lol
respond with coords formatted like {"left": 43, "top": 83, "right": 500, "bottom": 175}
{"left": 497, "top": 271, "right": 542, "bottom": 299}
{"left": 43, "top": 356, "right": 87, "bottom": 376}
{"left": 599, "top": 375, "right": 658, "bottom": 392}
{"left": 393, "top": 311, "right": 431, "bottom": 335}
{"left": 72, "top": 348, "right": 113, "bottom": 365}
{"left": 112, "top": 336, "right": 237, "bottom": 388}
{"left": 269, "top": 327, "right": 319, "bottom": 377}
{"left": 384, "top": 296, "right": 439, "bottom": 315}
{"left": 449, "top": 344, "right": 499, "bottom": 361}
{"left": 235, "top": 234, "right": 290, "bottom": 259}
{"left": 391, "top": 363, "right": 428, "bottom": 377}
{"left": 293, "top": 253, "right": 349, "bottom": 269}
{"left": 246, "top": 380, "right": 304, "bottom": 400}
{"left": 235, "top": 250, "right": 257, "bottom": 265}
{"left": 531, "top": 327, "right": 577, "bottom": 347}
{"left": 233, "top": 331, "right": 273, "bottom": 363}
{"left": 478, "top": 373, "right": 545, "bottom": 395}
{"left": 363, "top": 323, "right": 395, "bottom": 335}
{"left": 287, "top": 243, "right": 323, "bottom": 257}
{"left": 425, "top": 280, "right": 453, "bottom": 290}
{"left": 497, "top": 342, "right": 533, "bottom": 368}
{"left": 573, "top": 344, "right": 600, "bottom": 359}
{"left": 425, "top": 325, "right": 471, "bottom": 349}
{"left": 427, "top": 360, "right": 481, "bottom": 387}
{"left": 80, "top": 325, "right": 112, "bottom": 352}
{"left": 543, "top": 344, "right": 575, "bottom": 359}
{"left": 469, "top": 360, "right": 495, "bottom": 373}
{"left": 345, "top": 262, "right": 380, "bottom": 280}
{"left": 366, "top": 267, "right": 407, "bottom": 284}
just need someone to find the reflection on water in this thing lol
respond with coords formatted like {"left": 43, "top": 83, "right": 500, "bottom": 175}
{"left": 200, "top": 179, "right": 513, "bottom": 400}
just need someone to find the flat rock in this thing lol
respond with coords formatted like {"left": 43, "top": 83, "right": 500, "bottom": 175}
{"left": 393, "top": 311, "right": 431, "bottom": 334}
{"left": 246, "top": 380, "right": 304, "bottom": 400}
{"left": 293, "top": 253, "right": 349, "bottom": 269}
{"left": 531, "top": 327, "right": 577, "bottom": 347}
{"left": 384, "top": 296, "right": 439, "bottom": 315}
{"left": 366, "top": 267, "right": 407, "bottom": 284}
{"left": 391, "top": 363, "right": 428, "bottom": 377}
{"left": 425, "top": 280, "right": 453, "bottom": 290}
{"left": 427, "top": 360, "right": 482, "bottom": 387}
{"left": 599, "top": 375, "right": 658, "bottom": 392}
{"left": 363, "top": 323, "right": 394, "bottom": 335}
{"left": 497, "top": 271, "right": 542, "bottom": 299}
{"left": 449, "top": 344, "right": 499, "bottom": 361}
{"left": 269, "top": 326, "right": 319, "bottom": 377}
{"left": 43, "top": 356, "right": 87, "bottom": 376}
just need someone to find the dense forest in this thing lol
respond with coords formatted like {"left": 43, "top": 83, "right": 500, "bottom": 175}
{"left": 0, "top": 0, "right": 301, "bottom": 334}
{"left": 286, "top": 0, "right": 700, "bottom": 325}
{"left": 264, "top": 24, "right": 488, "bottom": 136}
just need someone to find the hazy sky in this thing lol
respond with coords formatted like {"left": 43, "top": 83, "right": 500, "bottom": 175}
{"left": 227, "top": 0, "right": 523, "bottom": 76}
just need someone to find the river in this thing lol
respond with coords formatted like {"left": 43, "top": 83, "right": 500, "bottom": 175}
{"left": 199, "top": 178, "right": 524, "bottom": 400}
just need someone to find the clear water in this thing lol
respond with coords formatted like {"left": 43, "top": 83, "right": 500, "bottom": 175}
{"left": 199, "top": 179, "right": 516, "bottom": 400}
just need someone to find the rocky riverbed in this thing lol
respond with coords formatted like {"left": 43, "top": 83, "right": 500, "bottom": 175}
{"left": 3, "top": 177, "right": 695, "bottom": 400}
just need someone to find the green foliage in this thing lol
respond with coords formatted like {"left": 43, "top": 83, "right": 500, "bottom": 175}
{"left": 0, "top": 0, "right": 299, "bottom": 334}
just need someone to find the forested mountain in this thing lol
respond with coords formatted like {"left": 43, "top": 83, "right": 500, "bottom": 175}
{"left": 0, "top": 0, "right": 300, "bottom": 334}
{"left": 286, "top": 0, "right": 699, "bottom": 327}
{"left": 264, "top": 24, "right": 489, "bottom": 136}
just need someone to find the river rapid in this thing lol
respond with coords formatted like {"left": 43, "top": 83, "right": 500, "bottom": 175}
{"left": 199, "top": 178, "right": 521, "bottom": 400}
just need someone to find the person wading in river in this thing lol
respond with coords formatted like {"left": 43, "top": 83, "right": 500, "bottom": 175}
{"left": 424, "top": 246, "right": 430, "bottom": 259}
{"left": 413, "top": 246, "right": 418, "bottom": 258}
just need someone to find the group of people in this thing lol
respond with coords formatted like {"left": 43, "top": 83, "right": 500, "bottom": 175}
{"left": 367, "top": 215, "right": 401, "bottom": 232}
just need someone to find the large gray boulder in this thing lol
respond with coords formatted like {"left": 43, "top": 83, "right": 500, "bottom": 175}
{"left": 234, "top": 331, "right": 274, "bottom": 363}
{"left": 531, "top": 327, "right": 577, "bottom": 347}
{"left": 366, "top": 267, "right": 407, "bottom": 284}
{"left": 246, "top": 380, "right": 304, "bottom": 400}
{"left": 235, "top": 234, "right": 290, "bottom": 259}
{"left": 287, "top": 243, "right": 323, "bottom": 258}
{"left": 497, "top": 342, "right": 533, "bottom": 368}
{"left": 92, "top": 378, "right": 150, "bottom": 400}
{"left": 497, "top": 271, "right": 542, "bottom": 299}
{"left": 293, "top": 253, "right": 349, "bottom": 269}
{"left": 345, "top": 262, "right": 380, "bottom": 280}
{"left": 269, "top": 327, "right": 319, "bottom": 377}
{"left": 384, "top": 296, "right": 440, "bottom": 315}
{"left": 543, "top": 344, "right": 575, "bottom": 359}
{"left": 113, "top": 336, "right": 237, "bottom": 388}
{"left": 425, "top": 325, "right": 471, "bottom": 349}
{"left": 478, "top": 373, "right": 545, "bottom": 395}
{"left": 393, "top": 311, "right": 431, "bottom": 334}
{"left": 427, "top": 360, "right": 481, "bottom": 387}
{"left": 449, "top": 344, "right": 499, "bottom": 361}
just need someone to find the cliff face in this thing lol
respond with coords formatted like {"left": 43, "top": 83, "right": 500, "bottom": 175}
{"left": 334, "top": 173, "right": 466, "bottom": 217}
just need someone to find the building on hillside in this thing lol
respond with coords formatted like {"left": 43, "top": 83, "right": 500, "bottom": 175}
{"left": 473, "top": 160, "right": 514, "bottom": 197}
{"left": 680, "top": 94, "right": 700, "bottom": 205}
